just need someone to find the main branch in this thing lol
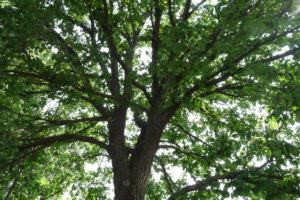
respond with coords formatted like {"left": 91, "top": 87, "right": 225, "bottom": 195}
{"left": 18, "top": 134, "right": 110, "bottom": 152}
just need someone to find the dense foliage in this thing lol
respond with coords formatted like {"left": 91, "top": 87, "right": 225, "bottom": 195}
{"left": 1, "top": 0, "right": 300, "bottom": 199}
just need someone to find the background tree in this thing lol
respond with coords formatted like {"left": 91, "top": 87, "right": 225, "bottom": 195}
{"left": 1, "top": 0, "right": 300, "bottom": 199}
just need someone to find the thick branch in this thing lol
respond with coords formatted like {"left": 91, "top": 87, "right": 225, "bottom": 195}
{"left": 199, "top": 84, "right": 243, "bottom": 98}
{"left": 182, "top": 0, "right": 206, "bottom": 21}
{"left": 181, "top": 0, "right": 191, "bottom": 21}
{"left": 45, "top": 116, "right": 108, "bottom": 125}
{"left": 189, "top": 0, "right": 206, "bottom": 17}
{"left": 261, "top": 46, "right": 300, "bottom": 63}
{"left": 48, "top": 26, "right": 79, "bottom": 58}
{"left": 80, "top": 96, "right": 111, "bottom": 118}
{"left": 131, "top": 80, "right": 152, "bottom": 102}
{"left": 168, "top": 170, "right": 245, "bottom": 200}
{"left": 39, "top": 191, "right": 62, "bottom": 200}
{"left": 0, "top": 70, "right": 44, "bottom": 79}
{"left": 167, "top": 0, "right": 175, "bottom": 26}
{"left": 157, "top": 158, "right": 177, "bottom": 194}
{"left": 159, "top": 144, "right": 205, "bottom": 159}
{"left": 18, "top": 134, "right": 110, "bottom": 152}
{"left": 168, "top": 159, "right": 273, "bottom": 200}
{"left": 192, "top": 28, "right": 221, "bottom": 60}
{"left": 100, "top": 0, "right": 129, "bottom": 73}
{"left": 63, "top": 14, "right": 92, "bottom": 35}
{"left": 0, "top": 105, "right": 108, "bottom": 126}
{"left": 151, "top": 0, "right": 162, "bottom": 99}
{"left": 172, "top": 123, "right": 208, "bottom": 145}
{"left": 0, "top": 147, "right": 44, "bottom": 170}
{"left": 4, "top": 168, "right": 23, "bottom": 200}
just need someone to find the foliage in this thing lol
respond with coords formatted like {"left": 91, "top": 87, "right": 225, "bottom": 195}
{"left": 0, "top": 0, "right": 300, "bottom": 199}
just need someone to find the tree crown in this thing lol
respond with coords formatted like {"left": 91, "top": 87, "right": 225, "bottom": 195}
{"left": 1, "top": 0, "right": 300, "bottom": 199}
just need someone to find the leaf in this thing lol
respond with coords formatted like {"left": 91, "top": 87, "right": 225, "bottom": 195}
{"left": 295, "top": 109, "right": 300, "bottom": 122}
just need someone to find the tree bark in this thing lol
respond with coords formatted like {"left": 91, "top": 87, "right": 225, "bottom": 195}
{"left": 111, "top": 107, "right": 168, "bottom": 199}
{"left": 113, "top": 180, "right": 147, "bottom": 200}
{"left": 108, "top": 106, "right": 131, "bottom": 200}
{"left": 110, "top": 92, "right": 174, "bottom": 199}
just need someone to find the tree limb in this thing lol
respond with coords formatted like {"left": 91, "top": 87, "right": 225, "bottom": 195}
{"left": 156, "top": 158, "right": 177, "bottom": 194}
{"left": 181, "top": 0, "right": 191, "bottom": 21}
{"left": 0, "top": 105, "right": 108, "bottom": 126}
{"left": 159, "top": 144, "right": 205, "bottom": 159}
{"left": 4, "top": 168, "right": 23, "bottom": 200}
{"left": 18, "top": 134, "right": 110, "bottom": 152}
{"left": 182, "top": 0, "right": 206, "bottom": 21}
{"left": 62, "top": 13, "right": 92, "bottom": 35}
{"left": 48, "top": 26, "right": 80, "bottom": 58}
{"left": 167, "top": 159, "right": 273, "bottom": 200}
{"left": 150, "top": 0, "right": 163, "bottom": 100}
{"left": 199, "top": 84, "right": 244, "bottom": 98}
{"left": 100, "top": 0, "right": 129, "bottom": 73}
{"left": 45, "top": 116, "right": 108, "bottom": 126}
{"left": 168, "top": 170, "right": 245, "bottom": 200}
{"left": 167, "top": 0, "right": 175, "bottom": 26}
{"left": 172, "top": 123, "right": 208, "bottom": 145}
{"left": 260, "top": 46, "right": 300, "bottom": 63}
{"left": 131, "top": 80, "right": 152, "bottom": 102}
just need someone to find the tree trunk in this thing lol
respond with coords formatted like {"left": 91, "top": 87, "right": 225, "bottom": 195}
{"left": 108, "top": 106, "right": 132, "bottom": 200}
{"left": 111, "top": 105, "right": 170, "bottom": 200}
{"left": 112, "top": 139, "right": 153, "bottom": 200}
{"left": 113, "top": 177, "right": 148, "bottom": 200}
{"left": 112, "top": 128, "right": 162, "bottom": 200}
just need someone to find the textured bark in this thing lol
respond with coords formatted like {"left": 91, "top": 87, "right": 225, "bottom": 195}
{"left": 111, "top": 104, "right": 169, "bottom": 200}
{"left": 108, "top": 106, "right": 131, "bottom": 200}
{"left": 114, "top": 181, "right": 147, "bottom": 200}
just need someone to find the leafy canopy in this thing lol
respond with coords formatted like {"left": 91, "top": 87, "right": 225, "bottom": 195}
{"left": 0, "top": 0, "right": 300, "bottom": 199}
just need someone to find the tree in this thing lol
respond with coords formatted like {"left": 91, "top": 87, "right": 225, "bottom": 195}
{"left": 0, "top": 0, "right": 300, "bottom": 199}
